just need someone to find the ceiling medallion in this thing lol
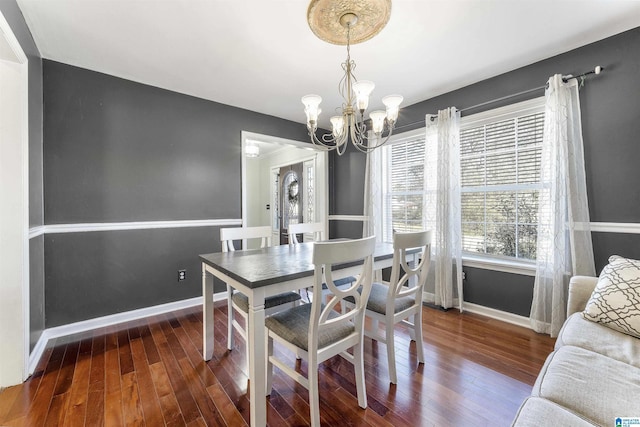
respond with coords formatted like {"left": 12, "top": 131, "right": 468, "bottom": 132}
{"left": 307, "top": 0, "right": 392, "bottom": 45}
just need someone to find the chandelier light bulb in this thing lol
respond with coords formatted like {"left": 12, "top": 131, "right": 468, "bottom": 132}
{"left": 301, "top": 94, "right": 322, "bottom": 129}
{"left": 369, "top": 110, "right": 386, "bottom": 134}
{"left": 352, "top": 80, "right": 375, "bottom": 111}
{"left": 330, "top": 115, "right": 345, "bottom": 137}
{"left": 382, "top": 94, "right": 403, "bottom": 123}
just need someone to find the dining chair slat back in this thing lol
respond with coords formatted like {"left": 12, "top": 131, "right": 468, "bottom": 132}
{"left": 265, "top": 236, "right": 376, "bottom": 427}
{"left": 288, "top": 222, "right": 355, "bottom": 303}
{"left": 288, "top": 222, "right": 325, "bottom": 245}
{"left": 219, "top": 226, "right": 300, "bottom": 359}
{"left": 364, "top": 229, "right": 432, "bottom": 384}
{"left": 220, "top": 225, "right": 271, "bottom": 252}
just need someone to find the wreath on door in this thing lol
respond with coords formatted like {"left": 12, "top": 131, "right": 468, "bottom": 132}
{"left": 287, "top": 179, "right": 299, "bottom": 204}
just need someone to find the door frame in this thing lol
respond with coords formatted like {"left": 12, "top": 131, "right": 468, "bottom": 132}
{"left": 240, "top": 131, "right": 328, "bottom": 243}
{"left": 0, "top": 10, "right": 30, "bottom": 386}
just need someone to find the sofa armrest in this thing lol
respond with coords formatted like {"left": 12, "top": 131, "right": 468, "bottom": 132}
{"left": 567, "top": 275, "right": 598, "bottom": 316}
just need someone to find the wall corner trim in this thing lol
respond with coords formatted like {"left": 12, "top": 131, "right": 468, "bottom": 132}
{"left": 28, "top": 226, "right": 45, "bottom": 239}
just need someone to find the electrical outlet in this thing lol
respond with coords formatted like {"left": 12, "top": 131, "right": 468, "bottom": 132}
{"left": 462, "top": 271, "right": 466, "bottom": 280}
{"left": 178, "top": 269, "right": 186, "bottom": 281}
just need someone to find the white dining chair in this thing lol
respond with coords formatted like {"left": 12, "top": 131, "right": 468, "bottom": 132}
{"left": 288, "top": 222, "right": 356, "bottom": 305}
{"left": 220, "top": 226, "right": 302, "bottom": 361}
{"left": 265, "top": 236, "right": 376, "bottom": 427}
{"left": 288, "top": 221, "right": 325, "bottom": 245}
{"left": 355, "top": 229, "right": 432, "bottom": 384}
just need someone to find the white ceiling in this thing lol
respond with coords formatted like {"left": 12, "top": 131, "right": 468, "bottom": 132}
{"left": 16, "top": 0, "right": 640, "bottom": 128}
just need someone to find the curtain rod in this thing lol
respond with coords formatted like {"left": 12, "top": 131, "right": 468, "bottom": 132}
{"left": 395, "top": 66, "right": 604, "bottom": 128}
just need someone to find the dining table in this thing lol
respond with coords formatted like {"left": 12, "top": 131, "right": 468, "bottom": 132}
{"left": 199, "top": 240, "right": 403, "bottom": 427}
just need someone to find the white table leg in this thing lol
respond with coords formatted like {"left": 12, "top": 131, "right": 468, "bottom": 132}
{"left": 202, "top": 264, "right": 214, "bottom": 361}
{"left": 248, "top": 292, "right": 267, "bottom": 427}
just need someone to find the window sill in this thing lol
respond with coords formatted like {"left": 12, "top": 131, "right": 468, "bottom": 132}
{"left": 462, "top": 255, "right": 536, "bottom": 277}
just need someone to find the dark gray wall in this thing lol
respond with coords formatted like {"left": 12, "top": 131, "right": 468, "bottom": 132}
{"left": 0, "top": 0, "right": 45, "bottom": 351}
{"left": 328, "top": 144, "right": 368, "bottom": 239}
{"left": 43, "top": 61, "right": 310, "bottom": 327}
{"left": 45, "top": 227, "right": 218, "bottom": 326}
{"left": 333, "top": 26, "right": 640, "bottom": 316}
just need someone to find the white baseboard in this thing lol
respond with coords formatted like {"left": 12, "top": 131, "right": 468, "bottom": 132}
{"left": 421, "top": 291, "right": 460, "bottom": 310}
{"left": 28, "top": 292, "right": 227, "bottom": 376}
{"left": 422, "top": 291, "right": 531, "bottom": 330}
{"left": 462, "top": 302, "right": 531, "bottom": 329}
{"left": 28, "top": 332, "right": 50, "bottom": 376}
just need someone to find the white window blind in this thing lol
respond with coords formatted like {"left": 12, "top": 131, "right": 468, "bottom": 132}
{"left": 381, "top": 133, "right": 428, "bottom": 242}
{"left": 379, "top": 98, "right": 543, "bottom": 264}
{"left": 460, "top": 104, "right": 544, "bottom": 260}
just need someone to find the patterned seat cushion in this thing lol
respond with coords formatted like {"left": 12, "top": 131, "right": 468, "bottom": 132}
{"left": 231, "top": 291, "right": 301, "bottom": 313}
{"left": 321, "top": 275, "right": 356, "bottom": 290}
{"left": 345, "top": 282, "right": 415, "bottom": 315}
{"left": 265, "top": 303, "right": 354, "bottom": 351}
{"left": 366, "top": 282, "right": 416, "bottom": 315}
{"left": 583, "top": 255, "right": 640, "bottom": 338}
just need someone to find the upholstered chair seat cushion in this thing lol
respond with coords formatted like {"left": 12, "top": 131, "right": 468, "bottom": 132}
{"left": 265, "top": 303, "right": 354, "bottom": 351}
{"left": 366, "top": 282, "right": 415, "bottom": 314}
{"left": 345, "top": 282, "right": 415, "bottom": 315}
{"left": 321, "top": 275, "right": 356, "bottom": 290}
{"left": 231, "top": 291, "right": 301, "bottom": 313}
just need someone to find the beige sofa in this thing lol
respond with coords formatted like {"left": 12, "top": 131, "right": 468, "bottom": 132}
{"left": 511, "top": 275, "right": 640, "bottom": 426}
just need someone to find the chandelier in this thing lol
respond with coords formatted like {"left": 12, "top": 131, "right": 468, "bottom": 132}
{"left": 302, "top": 0, "right": 401, "bottom": 155}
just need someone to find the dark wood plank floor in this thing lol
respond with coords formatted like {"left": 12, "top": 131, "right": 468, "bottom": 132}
{"left": 0, "top": 303, "right": 555, "bottom": 426}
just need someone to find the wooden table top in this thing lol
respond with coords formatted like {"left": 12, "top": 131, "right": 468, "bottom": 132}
{"left": 199, "top": 241, "right": 396, "bottom": 289}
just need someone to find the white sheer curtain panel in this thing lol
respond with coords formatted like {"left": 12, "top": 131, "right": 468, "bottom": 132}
{"left": 363, "top": 135, "right": 382, "bottom": 241}
{"left": 425, "top": 108, "right": 464, "bottom": 311}
{"left": 530, "top": 75, "right": 596, "bottom": 337}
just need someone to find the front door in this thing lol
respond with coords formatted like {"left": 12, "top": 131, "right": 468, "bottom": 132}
{"left": 279, "top": 162, "right": 303, "bottom": 244}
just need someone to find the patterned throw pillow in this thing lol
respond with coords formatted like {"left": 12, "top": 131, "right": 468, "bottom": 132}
{"left": 583, "top": 255, "right": 640, "bottom": 338}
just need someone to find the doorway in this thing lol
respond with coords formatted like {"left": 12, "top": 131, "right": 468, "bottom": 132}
{"left": 241, "top": 131, "right": 328, "bottom": 248}
{"left": 0, "top": 11, "right": 30, "bottom": 386}
{"left": 279, "top": 162, "right": 303, "bottom": 244}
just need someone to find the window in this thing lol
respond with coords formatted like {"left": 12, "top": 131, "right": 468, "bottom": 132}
{"left": 381, "top": 130, "right": 434, "bottom": 242}
{"left": 380, "top": 98, "right": 544, "bottom": 266}
{"left": 304, "top": 159, "right": 315, "bottom": 222}
{"left": 460, "top": 98, "right": 544, "bottom": 260}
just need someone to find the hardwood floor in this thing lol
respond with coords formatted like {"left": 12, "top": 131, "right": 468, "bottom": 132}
{"left": 0, "top": 303, "right": 555, "bottom": 426}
